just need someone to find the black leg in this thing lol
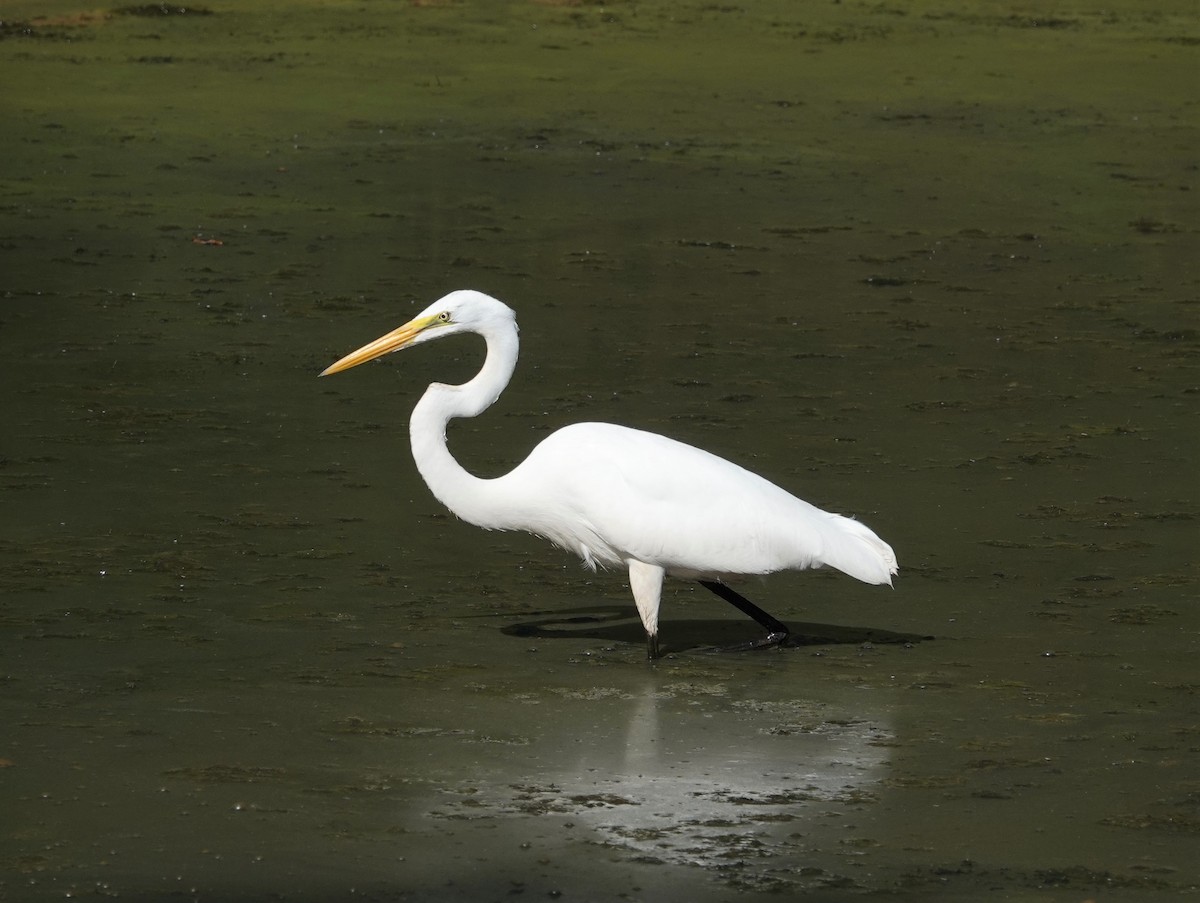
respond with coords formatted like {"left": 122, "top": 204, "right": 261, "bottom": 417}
{"left": 646, "top": 631, "right": 660, "bottom": 661}
{"left": 698, "top": 580, "right": 790, "bottom": 650}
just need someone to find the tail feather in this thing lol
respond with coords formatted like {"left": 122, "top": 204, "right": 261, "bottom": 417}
{"left": 819, "top": 514, "right": 898, "bottom": 586}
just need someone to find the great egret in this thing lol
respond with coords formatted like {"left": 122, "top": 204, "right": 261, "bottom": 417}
{"left": 321, "top": 290, "right": 897, "bottom": 659}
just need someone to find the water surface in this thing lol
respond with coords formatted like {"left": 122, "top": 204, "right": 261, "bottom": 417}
{"left": 2, "top": 1, "right": 1197, "bottom": 900}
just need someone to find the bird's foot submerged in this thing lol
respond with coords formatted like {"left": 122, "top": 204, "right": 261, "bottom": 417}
{"left": 646, "top": 633, "right": 661, "bottom": 661}
{"left": 710, "top": 629, "right": 790, "bottom": 654}
{"left": 697, "top": 580, "right": 791, "bottom": 651}
{"left": 644, "top": 629, "right": 790, "bottom": 660}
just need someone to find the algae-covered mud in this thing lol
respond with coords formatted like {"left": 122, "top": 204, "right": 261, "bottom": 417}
{"left": 2, "top": 1, "right": 1196, "bottom": 900}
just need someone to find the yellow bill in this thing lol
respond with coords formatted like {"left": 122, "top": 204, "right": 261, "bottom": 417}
{"left": 319, "top": 313, "right": 444, "bottom": 377}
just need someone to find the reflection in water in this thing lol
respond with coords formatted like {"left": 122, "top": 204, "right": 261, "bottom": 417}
{"left": 426, "top": 679, "right": 892, "bottom": 889}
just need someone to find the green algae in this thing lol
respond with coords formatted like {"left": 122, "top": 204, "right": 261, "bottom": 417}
{"left": 1, "top": 0, "right": 1197, "bottom": 900}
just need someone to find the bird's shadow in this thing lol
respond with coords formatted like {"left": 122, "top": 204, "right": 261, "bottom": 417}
{"left": 500, "top": 605, "right": 931, "bottom": 656}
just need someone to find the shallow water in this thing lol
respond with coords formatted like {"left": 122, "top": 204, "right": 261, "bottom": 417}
{"left": 2, "top": 1, "right": 1197, "bottom": 900}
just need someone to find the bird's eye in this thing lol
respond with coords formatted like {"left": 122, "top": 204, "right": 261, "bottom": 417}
{"left": 437, "top": 311, "right": 451, "bottom": 323}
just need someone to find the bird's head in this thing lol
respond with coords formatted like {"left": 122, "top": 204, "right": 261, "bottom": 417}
{"left": 320, "top": 290, "right": 516, "bottom": 377}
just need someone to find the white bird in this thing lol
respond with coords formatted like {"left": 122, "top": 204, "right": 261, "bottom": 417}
{"left": 321, "top": 290, "right": 897, "bottom": 659}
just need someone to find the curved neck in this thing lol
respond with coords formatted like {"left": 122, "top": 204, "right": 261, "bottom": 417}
{"left": 408, "top": 324, "right": 519, "bottom": 527}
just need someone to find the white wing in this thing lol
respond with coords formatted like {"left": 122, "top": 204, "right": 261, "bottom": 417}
{"left": 497, "top": 423, "right": 896, "bottom": 584}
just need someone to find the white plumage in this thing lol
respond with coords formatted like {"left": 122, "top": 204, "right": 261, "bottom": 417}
{"left": 322, "top": 290, "right": 897, "bottom": 658}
